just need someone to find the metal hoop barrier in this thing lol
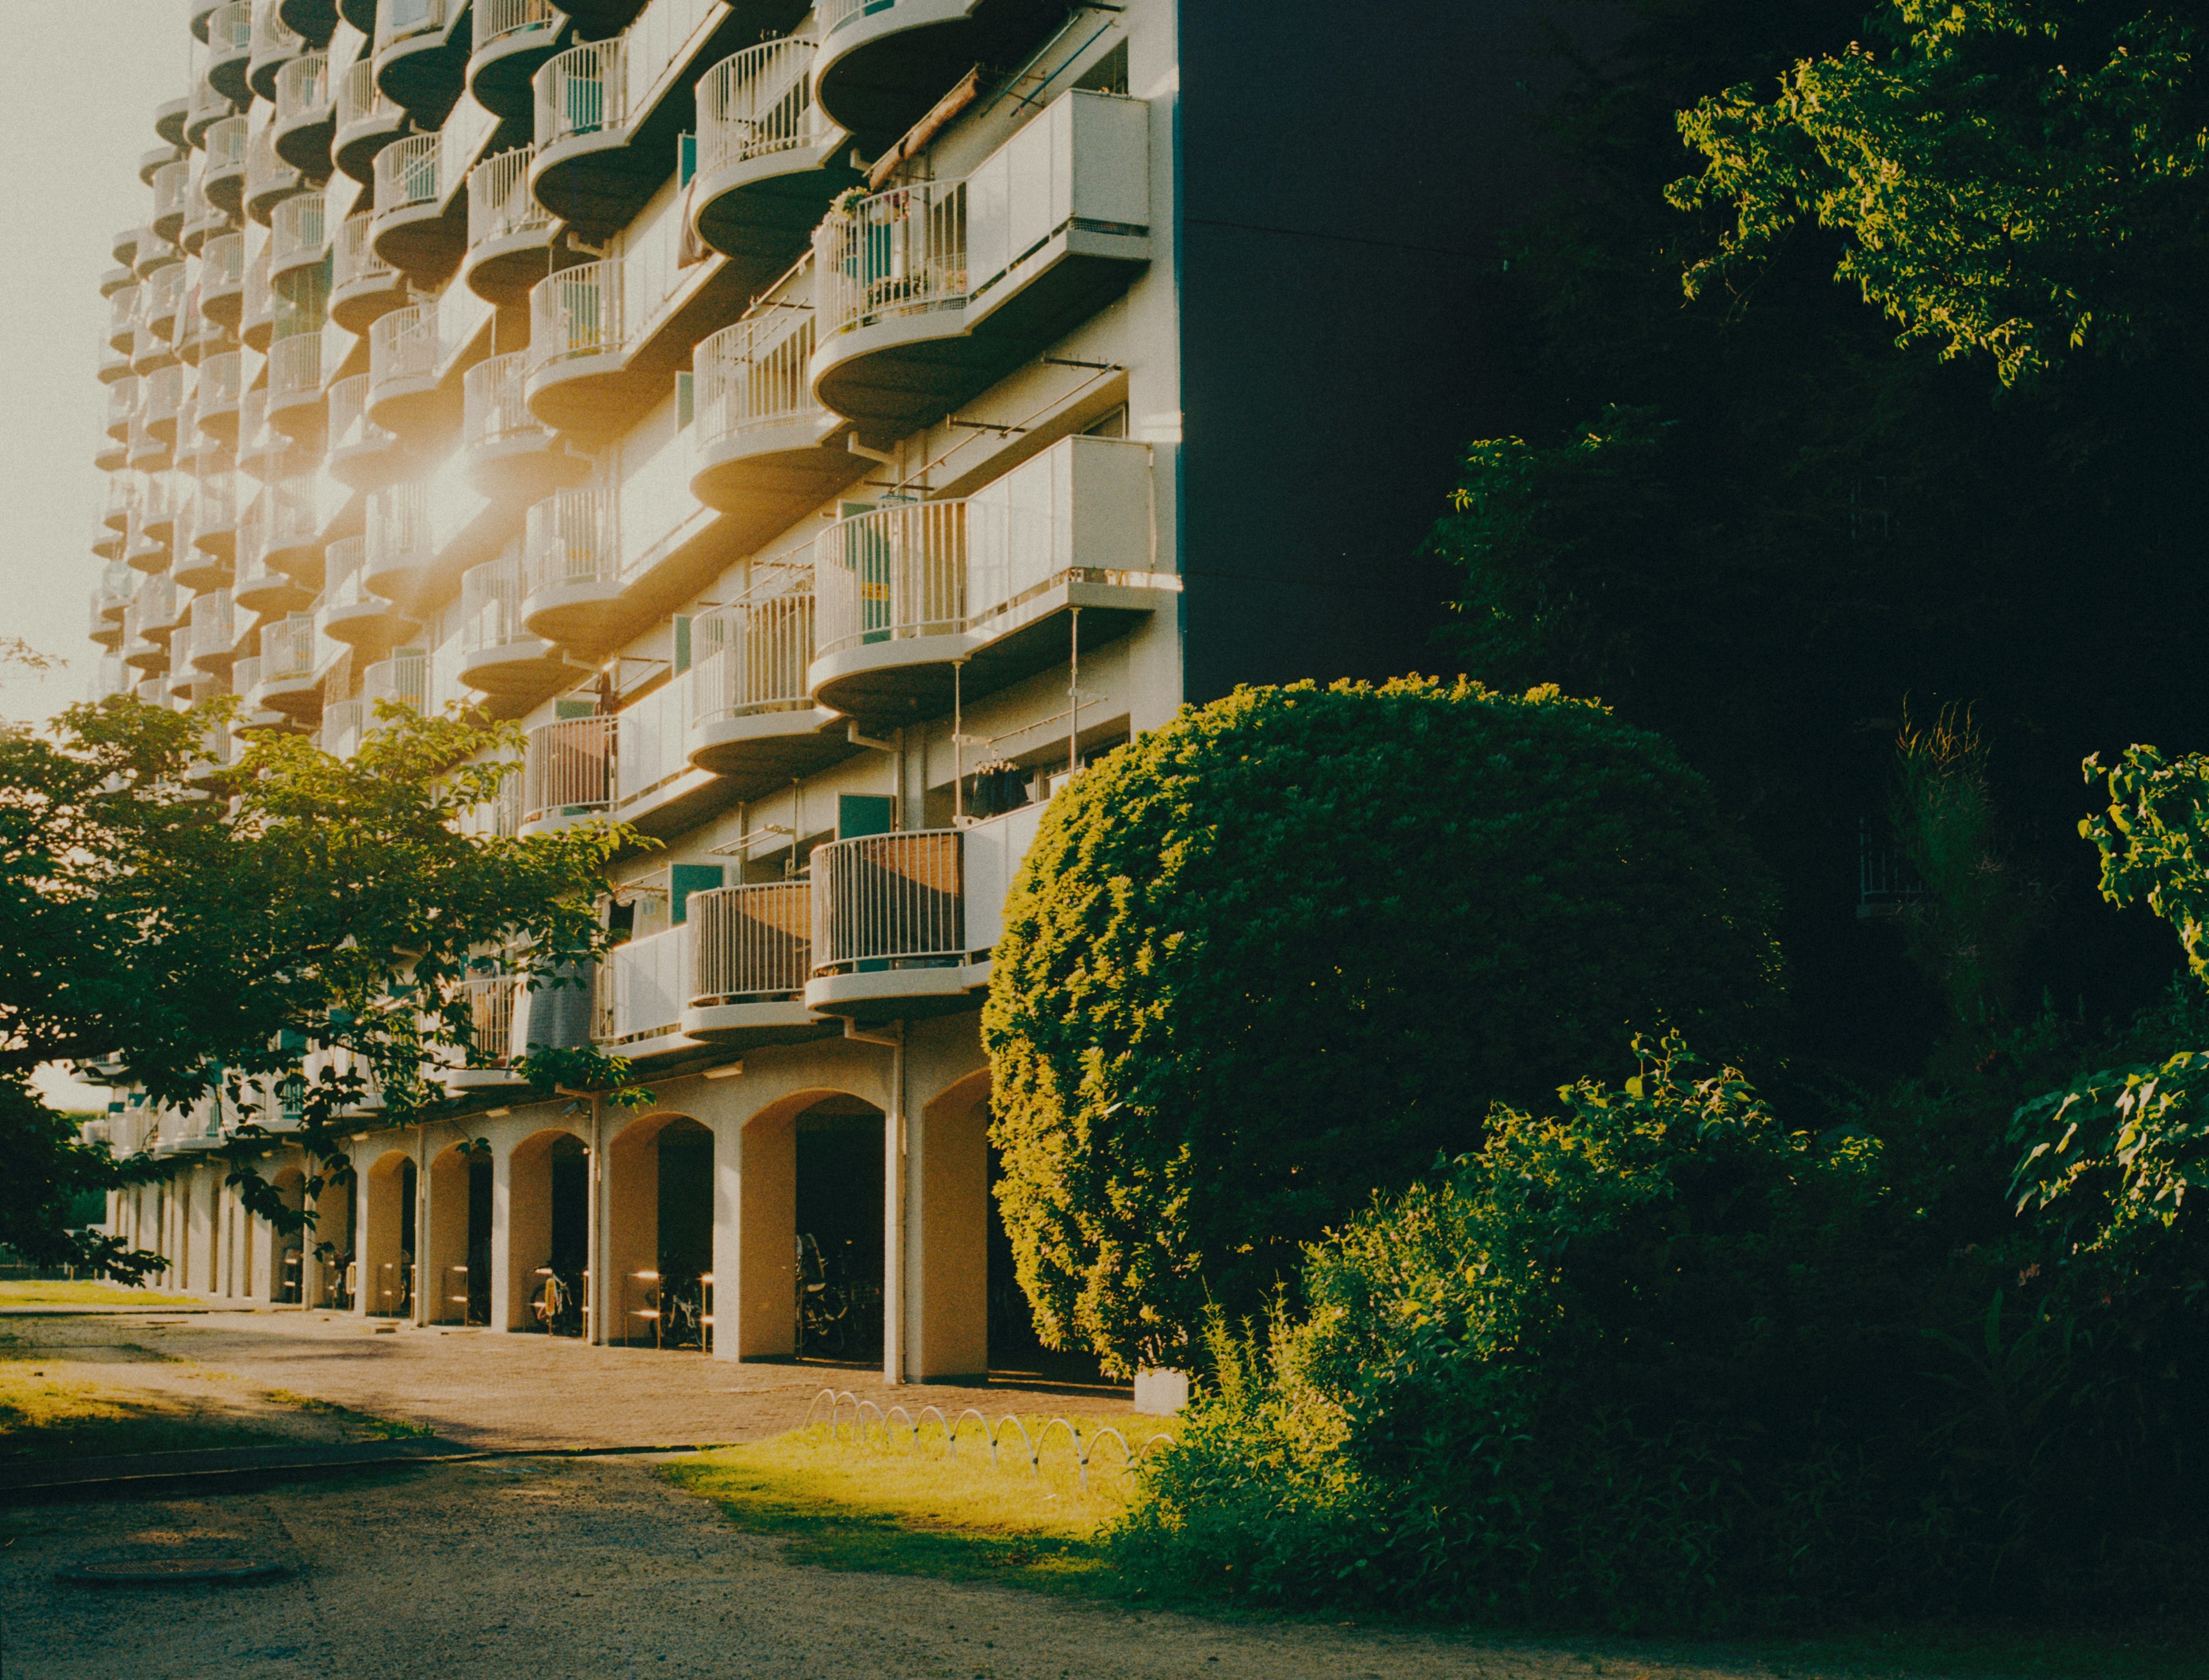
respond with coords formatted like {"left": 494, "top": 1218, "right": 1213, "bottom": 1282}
{"left": 797, "top": 1389, "right": 1174, "bottom": 1491}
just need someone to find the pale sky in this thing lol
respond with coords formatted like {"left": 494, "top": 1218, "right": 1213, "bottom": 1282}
{"left": 1, "top": 4, "right": 197, "bottom": 1112}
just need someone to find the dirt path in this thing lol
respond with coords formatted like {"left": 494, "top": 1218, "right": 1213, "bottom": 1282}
{"left": 2, "top": 1455, "right": 1791, "bottom": 1680}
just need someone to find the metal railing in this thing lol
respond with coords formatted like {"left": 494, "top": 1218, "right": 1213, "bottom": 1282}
{"left": 476, "top": 0, "right": 560, "bottom": 50}
{"left": 250, "top": 0, "right": 303, "bottom": 60}
{"left": 261, "top": 613, "right": 319, "bottom": 682}
{"left": 194, "top": 469, "right": 239, "bottom": 540}
{"left": 374, "top": 0, "right": 447, "bottom": 51}
{"left": 691, "top": 567, "right": 815, "bottom": 724}
{"left": 463, "top": 351, "right": 542, "bottom": 450}
{"left": 535, "top": 37, "right": 620, "bottom": 148}
{"left": 206, "top": 113, "right": 251, "bottom": 180}
{"left": 246, "top": 123, "right": 303, "bottom": 206}
{"left": 523, "top": 489, "right": 619, "bottom": 594}
{"left": 528, "top": 258, "right": 622, "bottom": 372}
{"left": 320, "top": 696, "right": 367, "bottom": 759}
{"left": 270, "top": 190, "right": 329, "bottom": 267}
{"left": 328, "top": 372, "right": 394, "bottom": 451}
{"left": 188, "top": 588, "right": 236, "bottom": 668}
{"left": 812, "top": 500, "right": 1054, "bottom": 658}
{"left": 242, "top": 242, "right": 274, "bottom": 336}
{"left": 321, "top": 534, "right": 372, "bottom": 609}
{"left": 467, "top": 145, "right": 549, "bottom": 249}
{"left": 148, "top": 262, "right": 188, "bottom": 332}
{"left": 364, "top": 650, "right": 429, "bottom": 714}
{"left": 689, "top": 882, "right": 811, "bottom": 1004}
{"left": 693, "top": 301, "right": 815, "bottom": 448}
{"left": 202, "top": 230, "right": 246, "bottom": 295}
{"left": 143, "top": 365, "right": 185, "bottom": 430}
{"left": 367, "top": 480, "right": 435, "bottom": 578}
{"left": 274, "top": 51, "right": 330, "bottom": 126}
{"left": 198, "top": 349, "right": 243, "bottom": 421}
{"left": 696, "top": 36, "right": 828, "bottom": 177}
{"left": 459, "top": 554, "right": 530, "bottom": 652}
{"left": 456, "top": 973, "right": 525, "bottom": 1066}
{"left": 374, "top": 131, "right": 444, "bottom": 216}
{"left": 815, "top": 178, "right": 968, "bottom": 339}
{"left": 810, "top": 830, "right": 966, "bottom": 974}
{"left": 189, "top": 75, "right": 234, "bottom": 141}
{"left": 333, "top": 212, "right": 395, "bottom": 293}
{"left": 522, "top": 715, "right": 616, "bottom": 823}
{"left": 209, "top": 1, "right": 254, "bottom": 53}
{"left": 153, "top": 159, "right": 192, "bottom": 228}
{"left": 108, "top": 283, "right": 141, "bottom": 344}
{"left": 105, "top": 376, "right": 139, "bottom": 436}
{"left": 596, "top": 925, "right": 689, "bottom": 1044}
{"left": 266, "top": 473, "right": 325, "bottom": 550}
{"left": 338, "top": 57, "right": 398, "bottom": 131}
{"left": 269, "top": 331, "right": 326, "bottom": 404}
{"left": 368, "top": 302, "right": 439, "bottom": 393}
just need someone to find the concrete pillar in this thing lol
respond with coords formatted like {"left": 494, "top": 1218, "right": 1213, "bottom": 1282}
{"left": 729, "top": 1111, "right": 795, "bottom": 1361}
{"left": 588, "top": 1098, "right": 607, "bottom": 1345}
{"left": 605, "top": 1120, "right": 658, "bottom": 1348}
{"left": 904, "top": 1095, "right": 990, "bottom": 1381}
{"left": 492, "top": 1141, "right": 525, "bottom": 1331}
{"left": 425, "top": 1146, "right": 470, "bottom": 1325}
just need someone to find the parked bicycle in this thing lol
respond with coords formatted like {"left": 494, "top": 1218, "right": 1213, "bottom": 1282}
{"left": 796, "top": 1232, "right": 850, "bottom": 1358}
{"left": 532, "top": 1266, "right": 586, "bottom": 1337}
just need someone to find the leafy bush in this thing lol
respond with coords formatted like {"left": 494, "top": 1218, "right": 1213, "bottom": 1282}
{"left": 1114, "top": 1035, "right": 2209, "bottom": 1631}
{"left": 983, "top": 679, "right": 1782, "bottom": 1376}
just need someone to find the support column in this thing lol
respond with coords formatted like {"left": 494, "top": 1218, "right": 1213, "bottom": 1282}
{"left": 904, "top": 1096, "right": 989, "bottom": 1381}
{"left": 412, "top": 1130, "right": 430, "bottom": 1327}
{"left": 588, "top": 1096, "right": 607, "bottom": 1345}
{"left": 491, "top": 1141, "right": 521, "bottom": 1331}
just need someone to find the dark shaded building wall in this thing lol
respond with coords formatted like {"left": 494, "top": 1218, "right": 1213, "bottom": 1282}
{"left": 1175, "top": 0, "right": 1605, "bottom": 701}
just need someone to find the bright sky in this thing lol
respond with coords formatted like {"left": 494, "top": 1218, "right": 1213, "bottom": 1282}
{"left": 1, "top": 5, "right": 194, "bottom": 1112}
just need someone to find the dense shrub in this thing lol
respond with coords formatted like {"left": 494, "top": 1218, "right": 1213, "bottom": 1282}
{"left": 1113, "top": 1031, "right": 2209, "bottom": 1631}
{"left": 983, "top": 679, "right": 1782, "bottom": 1376}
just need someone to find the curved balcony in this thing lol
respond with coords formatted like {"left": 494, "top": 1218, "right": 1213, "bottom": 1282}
{"left": 374, "top": 0, "right": 468, "bottom": 124}
{"left": 327, "top": 373, "right": 405, "bottom": 488}
{"left": 364, "top": 649, "right": 430, "bottom": 715}
{"left": 809, "top": 91, "right": 1151, "bottom": 434}
{"left": 245, "top": 124, "right": 308, "bottom": 225}
{"left": 542, "top": 0, "right": 648, "bottom": 30}
{"left": 335, "top": 58, "right": 410, "bottom": 183}
{"left": 182, "top": 177, "right": 232, "bottom": 258}
{"left": 813, "top": 0, "right": 1054, "bottom": 139}
{"left": 461, "top": 145, "right": 555, "bottom": 305}
{"left": 145, "top": 263, "right": 188, "bottom": 345}
{"left": 518, "top": 488, "right": 621, "bottom": 648}
{"left": 691, "top": 37, "right": 855, "bottom": 267}
{"left": 186, "top": 589, "right": 240, "bottom": 676}
{"left": 106, "top": 284, "right": 141, "bottom": 355}
{"left": 256, "top": 613, "right": 326, "bottom": 720}
{"left": 337, "top": 0, "right": 377, "bottom": 32}
{"left": 95, "top": 435, "right": 130, "bottom": 474}
{"left": 204, "top": 116, "right": 251, "bottom": 217}
{"left": 362, "top": 481, "right": 439, "bottom": 601}
{"left": 529, "top": 1, "right": 753, "bottom": 239}
{"left": 196, "top": 349, "right": 245, "bottom": 445}
{"left": 93, "top": 518, "right": 127, "bottom": 565}
{"left": 129, "top": 323, "right": 178, "bottom": 381}
{"left": 461, "top": 351, "right": 589, "bottom": 502}
{"left": 186, "top": 74, "right": 237, "bottom": 150}
{"left": 808, "top": 436, "right": 1162, "bottom": 719}
{"left": 365, "top": 303, "right": 454, "bottom": 435}
{"left": 141, "top": 469, "right": 186, "bottom": 547}
{"left": 97, "top": 332, "right": 129, "bottom": 387}
{"left": 266, "top": 332, "right": 331, "bottom": 444}
{"left": 457, "top": 553, "right": 570, "bottom": 702}
{"left": 273, "top": 51, "right": 337, "bottom": 174}
{"left": 132, "top": 230, "right": 182, "bottom": 282}
{"left": 248, "top": 0, "right": 309, "bottom": 102}
{"left": 140, "top": 142, "right": 183, "bottom": 189}
{"left": 277, "top": 0, "right": 342, "bottom": 43}
{"left": 686, "top": 568, "right": 850, "bottom": 793}
{"left": 319, "top": 536, "right": 421, "bottom": 653}
{"left": 127, "top": 418, "right": 174, "bottom": 476}
{"left": 152, "top": 160, "right": 193, "bottom": 248}
{"left": 691, "top": 304, "right": 865, "bottom": 533}
{"left": 519, "top": 714, "right": 616, "bottom": 831}
{"left": 121, "top": 605, "right": 167, "bottom": 675}
{"left": 522, "top": 259, "right": 632, "bottom": 434}
{"left": 141, "top": 365, "right": 186, "bottom": 448}
{"left": 177, "top": 288, "right": 227, "bottom": 365}
{"left": 372, "top": 131, "right": 462, "bottom": 281}
{"left": 331, "top": 212, "right": 408, "bottom": 331}
{"left": 101, "top": 473, "right": 139, "bottom": 535}
{"left": 802, "top": 828, "right": 977, "bottom": 1020}
{"left": 471, "top": 0, "right": 567, "bottom": 121}
{"left": 269, "top": 190, "right": 331, "bottom": 292}
{"left": 124, "top": 510, "right": 169, "bottom": 573}
{"left": 681, "top": 882, "right": 821, "bottom": 1043}
{"left": 156, "top": 91, "right": 194, "bottom": 148}
{"left": 90, "top": 591, "right": 125, "bottom": 652}
{"left": 207, "top": 3, "right": 257, "bottom": 106}
{"left": 103, "top": 374, "right": 138, "bottom": 443}
{"left": 140, "top": 573, "right": 187, "bottom": 646}
{"left": 176, "top": 481, "right": 238, "bottom": 588}
{"left": 111, "top": 226, "right": 140, "bottom": 270}
{"left": 100, "top": 263, "right": 136, "bottom": 300}
{"left": 234, "top": 535, "right": 315, "bottom": 618}
{"left": 261, "top": 474, "right": 331, "bottom": 588}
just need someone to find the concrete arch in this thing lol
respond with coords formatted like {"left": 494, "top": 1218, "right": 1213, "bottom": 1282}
{"left": 505, "top": 1124, "right": 590, "bottom": 1333}
{"left": 424, "top": 1141, "right": 492, "bottom": 1325}
{"left": 731, "top": 1087, "right": 887, "bottom": 1366}
{"left": 272, "top": 1165, "right": 307, "bottom": 1304}
{"left": 313, "top": 1159, "right": 357, "bottom": 1310}
{"left": 362, "top": 1149, "right": 416, "bottom": 1318}
{"left": 606, "top": 1110, "right": 716, "bottom": 1350}
{"left": 909, "top": 1067, "right": 993, "bottom": 1381}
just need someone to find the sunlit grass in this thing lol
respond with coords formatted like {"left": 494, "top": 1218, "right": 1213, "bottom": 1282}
{"left": 0, "top": 1359, "right": 298, "bottom": 1461}
{"left": 0, "top": 1280, "right": 202, "bottom": 1309}
{"left": 666, "top": 1413, "right": 1174, "bottom": 1591}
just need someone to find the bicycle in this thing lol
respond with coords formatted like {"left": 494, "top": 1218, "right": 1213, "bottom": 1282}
{"left": 796, "top": 1231, "right": 851, "bottom": 1358}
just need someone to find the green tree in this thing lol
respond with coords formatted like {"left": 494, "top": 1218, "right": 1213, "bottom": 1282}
{"left": 0, "top": 695, "right": 632, "bottom": 1277}
{"left": 982, "top": 679, "right": 1782, "bottom": 1377}
{"left": 1669, "top": 2, "right": 2209, "bottom": 386}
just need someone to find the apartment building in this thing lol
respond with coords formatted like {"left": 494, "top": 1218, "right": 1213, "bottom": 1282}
{"left": 82, "top": 0, "right": 1523, "bottom": 1384}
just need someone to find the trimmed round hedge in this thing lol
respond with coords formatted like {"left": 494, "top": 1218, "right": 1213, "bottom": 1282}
{"left": 982, "top": 679, "right": 1783, "bottom": 1376}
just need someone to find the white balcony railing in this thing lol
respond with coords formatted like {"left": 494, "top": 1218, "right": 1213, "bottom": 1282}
{"left": 522, "top": 715, "right": 616, "bottom": 822}
{"left": 261, "top": 612, "right": 319, "bottom": 682}
{"left": 338, "top": 57, "right": 398, "bottom": 131}
{"left": 268, "top": 332, "right": 326, "bottom": 404}
{"left": 274, "top": 51, "right": 330, "bottom": 127}
{"left": 246, "top": 123, "right": 302, "bottom": 206}
{"left": 187, "top": 588, "right": 236, "bottom": 667}
{"left": 809, "top": 830, "right": 965, "bottom": 974}
{"left": 477, "top": 0, "right": 560, "bottom": 49}
{"left": 368, "top": 302, "right": 439, "bottom": 391}
{"left": 333, "top": 212, "right": 395, "bottom": 293}
{"left": 321, "top": 534, "right": 372, "bottom": 607}
{"left": 689, "top": 882, "right": 811, "bottom": 1004}
{"left": 374, "top": 132, "right": 444, "bottom": 217}
{"left": 812, "top": 499, "right": 1052, "bottom": 658}
{"left": 375, "top": 0, "right": 448, "bottom": 51}
{"left": 691, "top": 567, "right": 814, "bottom": 724}
{"left": 528, "top": 259, "right": 621, "bottom": 372}
{"left": 814, "top": 178, "right": 968, "bottom": 339}
{"left": 153, "top": 160, "right": 192, "bottom": 227}
{"left": 320, "top": 696, "right": 367, "bottom": 759}
{"left": 534, "top": 0, "right": 716, "bottom": 149}
{"left": 207, "top": 114, "right": 251, "bottom": 179}
{"left": 250, "top": 0, "right": 303, "bottom": 62}
{"left": 596, "top": 924, "right": 690, "bottom": 1044}
{"left": 462, "top": 351, "right": 541, "bottom": 449}
{"left": 367, "top": 481, "right": 435, "bottom": 577}
{"left": 329, "top": 373, "right": 394, "bottom": 452}
{"left": 198, "top": 349, "right": 244, "bottom": 420}
{"left": 523, "top": 489, "right": 619, "bottom": 594}
{"left": 455, "top": 972, "right": 526, "bottom": 1067}
{"left": 696, "top": 36, "right": 827, "bottom": 177}
{"left": 693, "top": 302, "right": 814, "bottom": 449}
{"left": 210, "top": 1, "right": 254, "bottom": 54}
{"left": 202, "top": 230, "right": 246, "bottom": 294}
{"left": 194, "top": 468, "right": 239, "bottom": 537}
{"left": 467, "top": 145, "right": 549, "bottom": 249}
{"left": 270, "top": 190, "right": 328, "bottom": 266}
{"left": 364, "top": 650, "right": 429, "bottom": 714}
{"left": 460, "top": 554, "right": 529, "bottom": 653}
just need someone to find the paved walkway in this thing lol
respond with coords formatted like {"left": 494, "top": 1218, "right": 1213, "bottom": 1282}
{"left": 6, "top": 1308, "right": 1132, "bottom": 1453}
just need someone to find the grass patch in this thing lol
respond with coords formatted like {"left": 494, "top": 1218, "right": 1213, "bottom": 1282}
{"left": 0, "top": 1280, "right": 201, "bottom": 1310}
{"left": 666, "top": 1415, "right": 1163, "bottom": 1594}
{"left": 262, "top": 1390, "right": 438, "bottom": 1441}
{"left": 0, "top": 1361, "right": 297, "bottom": 1461}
